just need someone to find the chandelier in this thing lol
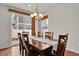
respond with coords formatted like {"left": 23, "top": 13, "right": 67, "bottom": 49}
{"left": 30, "top": 3, "right": 43, "bottom": 19}
{"left": 30, "top": 12, "right": 43, "bottom": 19}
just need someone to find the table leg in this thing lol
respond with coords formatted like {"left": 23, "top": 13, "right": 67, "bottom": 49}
{"left": 40, "top": 51, "right": 45, "bottom": 56}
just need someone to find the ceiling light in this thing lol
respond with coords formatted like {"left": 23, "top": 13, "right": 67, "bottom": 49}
{"left": 33, "top": 12, "right": 37, "bottom": 16}
{"left": 30, "top": 3, "right": 44, "bottom": 19}
{"left": 30, "top": 14, "right": 34, "bottom": 17}
{"left": 30, "top": 13, "right": 44, "bottom": 19}
{"left": 39, "top": 13, "right": 43, "bottom": 18}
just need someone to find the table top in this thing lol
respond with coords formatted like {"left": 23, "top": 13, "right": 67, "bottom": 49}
{"left": 30, "top": 40, "right": 52, "bottom": 51}
{"left": 29, "top": 36, "right": 58, "bottom": 46}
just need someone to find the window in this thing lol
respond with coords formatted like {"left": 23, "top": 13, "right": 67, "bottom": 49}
{"left": 18, "top": 15, "right": 31, "bottom": 30}
{"left": 25, "top": 25, "right": 31, "bottom": 30}
{"left": 41, "top": 18, "right": 48, "bottom": 32}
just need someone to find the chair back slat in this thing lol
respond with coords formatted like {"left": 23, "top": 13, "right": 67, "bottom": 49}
{"left": 37, "top": 32, "right": 43, "bottom": 38}
{"left": 45, "top": 32, "right": 53, "bottom": 40}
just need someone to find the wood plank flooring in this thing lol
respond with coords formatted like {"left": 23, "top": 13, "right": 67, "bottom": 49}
{"left": 0, "top": 45, "right": 79, "bottom": 56}
{"left": 65, "top": 50, "right": 79, "bottom": 56}
{"left": 0, "top": 46, "right": 20, "bottom": 56}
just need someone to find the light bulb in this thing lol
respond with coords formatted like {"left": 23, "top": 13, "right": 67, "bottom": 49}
{"left": 33, "top": 13, "right": 37, "bottom": 16}
{"left": 39, "top": 13, "right": 43, "bottom": 18}
{"left": 30, "top": 14, "right": 34, "bottom": 17}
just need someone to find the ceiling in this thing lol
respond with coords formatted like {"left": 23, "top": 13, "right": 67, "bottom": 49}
{"left": 3, "top": 3, "right": 57, "bottom": 14}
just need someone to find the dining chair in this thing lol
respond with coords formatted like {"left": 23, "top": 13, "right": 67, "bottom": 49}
{"left": 37, "top": 32, "right": 43, "bottom": 38}
{"left": 22, "top": 32, "right": 28, "bottom": 35}
{"left": 22, "top": 34, "right": 40, "bottom": 56}
{"left": 25, "top": 32, "right": 30, "bottom": 35}
{"left": 18, "top": 32, "right": 30, "bottom": 56}
{"left": 18, "top": 33, "right": 21, "bottom": 55}
{"left": 18, "top": 33, "right": 25, "bottom": 56}
{"left": 52, "top": 34, "right": 68, "bottom": 56}
{"left": 45, "top": 32, "right": 53, "bottom": 40}
{"left": 32, "top": 32, "right": 36, "bottom": 36}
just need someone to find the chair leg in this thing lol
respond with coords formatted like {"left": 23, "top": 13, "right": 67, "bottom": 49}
{"left": 22, "top": 49, "right": 24, "bottom": 56}
{"left": 25, "top": 49, "right": 27, "bottom": 56}
{"left": 19, "top": 45, "right": 21, "bottom": 55}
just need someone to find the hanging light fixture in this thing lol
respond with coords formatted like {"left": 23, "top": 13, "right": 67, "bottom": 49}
{"left": 30, "top": 3, "right": 44, "bottom": 19}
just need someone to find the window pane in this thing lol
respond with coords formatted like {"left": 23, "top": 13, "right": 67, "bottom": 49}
{"left": 18, "top": 24, "right": 25, "bottom": 29}
{"left": 25, "top": 25, "right": 31, "bottom": 30}
{"left": 19, "top": 16, "right": 25, "bottom": 23}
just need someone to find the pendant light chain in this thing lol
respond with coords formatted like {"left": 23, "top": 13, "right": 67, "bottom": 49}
{"left": 37, "top": 3, "right": 39, "bottom": 19}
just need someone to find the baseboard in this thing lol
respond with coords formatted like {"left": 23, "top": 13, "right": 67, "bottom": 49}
{"left": 66, "top": 49, "right": 79, "bottom": 54}
{"left": 12, "top": 38, "right": 18, "bottom": 41}
{"left": 0, "top": 47, "right": 11, "bottom": 50}
{"left": 11, "top": 44, "right": 19, "bottom": 47}
{"left": 0, "top": 44, "right": 18, "bottom": 51}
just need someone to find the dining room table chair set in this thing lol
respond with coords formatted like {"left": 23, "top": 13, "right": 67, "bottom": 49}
{"left": 18, "top": 32, "right": 68, "bottom": 56}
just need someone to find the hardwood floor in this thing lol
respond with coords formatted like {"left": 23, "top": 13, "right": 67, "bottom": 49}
{"left": 0, "top": 45, "right": 79, "bottom": 56}
{"left": 11, "top": 39, "right": 19, "bottom": 46}
{"left": 0, "top": 46, "right": 20, "bottom": 56}
{"left": 65, "top": 50, "right": 79, "bottom": 56}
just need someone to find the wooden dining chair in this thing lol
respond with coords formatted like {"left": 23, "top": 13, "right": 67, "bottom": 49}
{"left": 22, "top": 34, "right": 40, "bottom": 56}
{"left": 52, "top": 34, "right": 68, "bottom": 56}
{"left": 18, "top": 33, "right": 25, "bottom": 56}
{"left": 23, "top": 32, "right": 29, "bottom": 35}
{"left": 37, "top": 32, "right": 43, "bottom": 38}
{"left": 18, "top": 32, "right": 29, "bottom": 56}
{"left": 18, "top": 33, "right": 21, "bottom": 55}
{"left": 22, "top": 32, "right": 28, "bottom": 35}
{"left": 45, "top": 32, "right": 53, "bottom": 40}
{"left": 32, "top": 32, "right": 36, "bottom": 36}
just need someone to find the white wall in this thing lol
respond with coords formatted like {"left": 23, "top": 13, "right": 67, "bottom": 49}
{"left": 48, "top": 4, "right": 79, "bottom": 53}
{"left": 0, "top": 5, "right": 11, "bottom": 49}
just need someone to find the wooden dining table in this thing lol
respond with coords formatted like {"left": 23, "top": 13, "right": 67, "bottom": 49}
{"left": 30, "top": 40, "right": 53, "bottom": 55}
{"left": 29, "top": 36, "right": 58, "bottom": 45}
{"left": 28, "top": 36, "right": 58, "bottom": 56}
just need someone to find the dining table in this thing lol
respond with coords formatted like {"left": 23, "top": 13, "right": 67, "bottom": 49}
{"left": 30, "top": 40, "right": 53, "bottom": 55}
{"left": 28, "top": 36, "right": 58, "bottom": 55}
{"left": 29, "top": 36, "right": 58, "bottom": 46}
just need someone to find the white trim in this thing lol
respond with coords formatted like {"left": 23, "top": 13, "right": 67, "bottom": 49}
{"left": 67, "top": 49, "right": 79, "bottom": 54}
